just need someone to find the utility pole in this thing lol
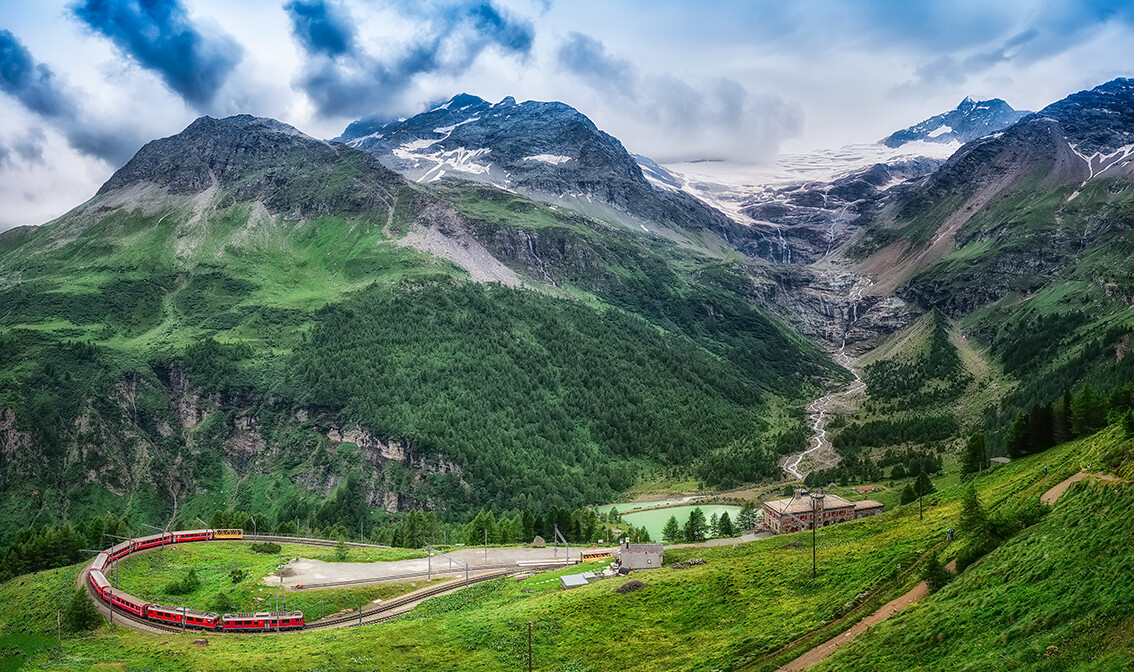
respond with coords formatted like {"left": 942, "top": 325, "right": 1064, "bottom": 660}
{"left": 484, "top": 528, "right": 488, "bottom": 563}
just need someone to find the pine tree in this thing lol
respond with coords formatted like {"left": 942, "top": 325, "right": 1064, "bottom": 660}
{"left": 915, "top": 471, "right": 936, "bottom": 497}
{"left": 64, "top": 588, "right": 101, "bottom": 632}
{"left": 334, "top": 537, "right": 348, "bottom": 561}
{"left": 1071, "top": 384, "right": 1108, "bottom": 436}
{"left": 959, "top": 485, "right": 988, "bottom": 540}
{"left": 736, "top": 501, "right": 758, "bottom": 532}
{"left": 683, "top": 507, "right": 708, "bottom": 543}
{"left": 900, "top": 484, "right": 918, "bottom": 505}
{"left": 961, "top": 432, "right": 987, "bottom": 475}
{"left": 718, "top": 512, "right": 735, "bottom": 537}
{"left": 709, "top": 512, "right": 720, "bottom": 537}
{"left": 661, "top": 515, "right": 681, "bottom": 544}
{"left": 921, "top": 551, "right": 950, "bottom": 593}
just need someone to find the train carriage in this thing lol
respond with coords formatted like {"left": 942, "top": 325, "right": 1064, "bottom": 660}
{"left": 221, "top": 611, "right": 304, "bottom": 631}
{"left": 108, "top": 540, "right": 132, "bottom": 562}
{"left": 145, "top": 604, "right": 219, "bottom": 629}
{"left": 106, "top": 588, "right": 149, "bottom": 617}
{"left": 133, "top": 532, "right": 173, "bottom": 551}
{"left": 213, "top": 528, "right": 243, "bottom": 540}
{"left": 90, "top": 552, "right": 110, "bottom": 572}
{"left": 172, "top": 529, "right": 211, "bottom": 543}
{"left": 88, "top": 569, "right": 111, "bottom": 599}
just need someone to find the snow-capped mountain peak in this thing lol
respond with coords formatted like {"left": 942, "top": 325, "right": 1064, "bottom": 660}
{"left": 883, "top": 97, "right": 1029, "bottom": 148}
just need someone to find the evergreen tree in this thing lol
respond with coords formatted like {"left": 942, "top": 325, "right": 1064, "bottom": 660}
{"left": 959, "top": 486, "right": 988, "bottom": 540}
{"left": 1124, "top": 409, "right": 1134, "bottom": 438}
{"left": 915, "top": 471, "right": 936, "bottom": 497}
{"left": 334, "top": 537, "right": 348, "bottom": 561}
{"left": 900, "top": 484, "right": 918, "bottom": 505}
{"left": 1071, "top": 384, "right": 1108, "bottom": 436}
{"left": 736, "top": 502, "right": 758, "bottom": 532}
{"left": 661, "top": 515, "right": 681, "bottom": 544}
{"left": 961, "top": 432, "right": 987, "bottom": 475}
{"left": 718, "top": 512, "right": 735, "bottom": 537}
{"left": 521, "top": 510, "right": 535, "bottom": 541}
{"left": 709, "top": 512, "right": 720, "bottom": 538}
{"left": 64, "top": 588, "right": 101, "bottom": 632}
{"left": 683, "top": 507, "right": 708, "bottom": 543}
{"left": 921, "top": 551, "right": 950, "bottom": 593}
{"left": 1053, "top": 389, "right": 1073, "bottom": 444}
{"left": 1007, "top": 411, "right": 1030, "bottom": 458}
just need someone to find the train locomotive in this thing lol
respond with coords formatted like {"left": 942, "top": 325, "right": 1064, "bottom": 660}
{"left": 85, "top": 528, "right": 305, "bottom": 632}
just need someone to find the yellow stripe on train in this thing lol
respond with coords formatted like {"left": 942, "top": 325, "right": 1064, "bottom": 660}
{"left": 213, "top": 529, "right": 244, "bottom": 539}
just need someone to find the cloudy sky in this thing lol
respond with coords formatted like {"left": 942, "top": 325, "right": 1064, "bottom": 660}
{"left": 1, "top": 0, "right": 1132, "bottom": 230}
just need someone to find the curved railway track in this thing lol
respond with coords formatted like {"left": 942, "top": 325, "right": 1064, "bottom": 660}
{"left": 78, "top": 545, "right": 526, "bottom": 635}
{"left": 308, "top": 569, "right": 510, "bottom": 630}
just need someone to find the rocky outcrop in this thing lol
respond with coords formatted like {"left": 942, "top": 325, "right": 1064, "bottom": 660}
{"left": 736, "top": 158, "right": 944, "bottom": 265}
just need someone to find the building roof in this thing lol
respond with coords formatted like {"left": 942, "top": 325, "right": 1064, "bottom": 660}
{"left": 621, "top": 543, "right": 663, "bottom": 554}
{"left": 854, "top": 499, "right": 885, "bottom": 510}
{"left": 764, "top": 493, "right": 854, "bottom": 516}
{"left": 560, "top": 574, "right": 589, "bottom": 588}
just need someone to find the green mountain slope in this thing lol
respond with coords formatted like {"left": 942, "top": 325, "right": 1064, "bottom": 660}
{"left": 0, "top": 115, "right": 841, "bottom": 539}
{"left": 849, "top": 80, "right": 1134, "bottom": 455}
{"left": 3, "top": 419, "right": 1130, "bottom": 671}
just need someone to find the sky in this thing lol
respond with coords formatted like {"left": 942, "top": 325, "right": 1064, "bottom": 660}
{"left": 1, "top": 0, "right": 1132, "bottom": 230}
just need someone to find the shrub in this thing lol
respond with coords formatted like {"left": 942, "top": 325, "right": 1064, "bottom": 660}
{"left": 250, "top": 541, "right": 281, "bottom": 554}
{"left": 64, "top": 588, "right": 101, "bottom": 632}
{"left": 164, "top": 568, "right": 201, "bottom": 595}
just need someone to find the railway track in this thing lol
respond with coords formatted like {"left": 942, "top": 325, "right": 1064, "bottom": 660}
{"left": 78, "top": 569, "right": 184, "bottom": 635}
{"left": 78, "top": 564, "right": 517, "bottom": 635}
{"left": 243, "top": 535, "right": 393, "bottom": 549}
{"left": 307, "top": 569, "right": 511, "bottom": 630}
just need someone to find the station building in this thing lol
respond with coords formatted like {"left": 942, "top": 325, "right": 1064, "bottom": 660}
{"left": 763, "top": 489, "right": 884, "bottom": 534}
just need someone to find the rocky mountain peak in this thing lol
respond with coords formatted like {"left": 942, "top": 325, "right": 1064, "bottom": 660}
{"left": 98, "top": 114, "right": 341, "bottom": 196}
{"left": 97, "top": 114, "right": 402, "bottom": 217}
{"left": 883, "top": 97, "right": 1030, "bottom": 148}
{"left": 336, "top": 94, "right": 741, "bottom": 246}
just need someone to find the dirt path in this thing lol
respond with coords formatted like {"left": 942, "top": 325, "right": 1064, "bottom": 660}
{"left": 783, "top": 471, "right": 1126, "bottom": 670}
{"left": 781, "top": 559, "right": 956, "bottom": 671}
{"left": 1041, "top": 471, "right": 1122, "bottom": 506}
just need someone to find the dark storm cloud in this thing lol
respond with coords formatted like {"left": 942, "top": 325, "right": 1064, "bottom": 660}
{"left": 0, "top": 30, "right": 79, "bottom": 119}
{"left": 289, "top": 0, "right": 535, "bottom": 117}
{"left": 0, "top": 30, "right": 141, "bottom": 165}
{"left": 283, "top": 0, "right": 355, "bottom": 57}
{"left": 70, "top": 0, "right": 243, "bottom": 108}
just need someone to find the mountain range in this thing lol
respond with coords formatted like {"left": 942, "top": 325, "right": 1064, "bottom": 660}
{"left": 0, "top": 77, "right": 1131, "bottom": 552}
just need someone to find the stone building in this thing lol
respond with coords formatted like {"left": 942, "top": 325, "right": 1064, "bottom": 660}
{"left": 763, "top": 489, "right": 884, "bottom": 534}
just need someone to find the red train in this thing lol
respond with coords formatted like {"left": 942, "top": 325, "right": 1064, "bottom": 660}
{"left": 86, "top": 528, "right": 305, "bottom": 632}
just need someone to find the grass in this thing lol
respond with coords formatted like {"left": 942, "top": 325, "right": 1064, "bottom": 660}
{"left": 811, "top": 427, "right": 1134, "bottom": 672}
{"left": 1, "top": 424, "right": 1131, "bottom": 670}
